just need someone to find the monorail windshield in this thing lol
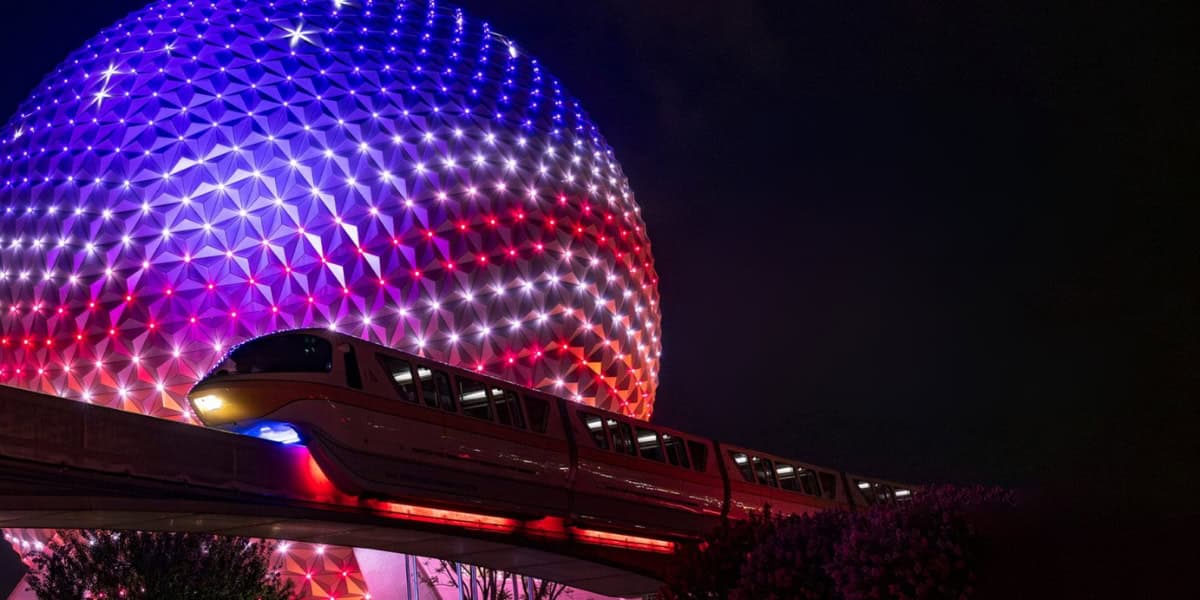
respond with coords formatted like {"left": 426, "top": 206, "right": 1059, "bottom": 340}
{"left": 227, "top": 333, "right": 333, "bottom": 374}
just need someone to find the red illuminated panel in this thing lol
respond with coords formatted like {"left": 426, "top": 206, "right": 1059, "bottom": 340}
{"left": 568, "top": 527, "right": 676, "bottom": 554}
{"left": 368, "top": 501, "right": 517, "bottom": 534}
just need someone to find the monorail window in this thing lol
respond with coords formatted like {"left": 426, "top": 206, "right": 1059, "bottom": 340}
{"left": 662, "top": 434, "right": 691, "bottom": 469}
{"left": 457, "top": 377, "right": 493, "bottom": 421}
{"left": 579, "top": 412, "right": 609, "bottom": 449}
{"left": 636, "top": 427, "right": 665, "bottom": 462}
{"left": 730, "top": 452, "right": 755, "bottom": 482}
{"left": 776, "top": 463, "right": 820, "bottom": 496}
{"left": 417, "top": 367, "right": 456, "bottom": 412}
{"left": 524, "top": 396, "right": 551, "bottom": 434}
{"left": 855, "top": 480, "right": 874, "bottom": 505}
{"left": 798, "top": 468, "right": 820, "bottom": 496}
{"left": 490, "top": 387, "right": 526, "bottom": 429}
{"left": 855, "top": 480, "right": 891, "bottom": 505}
{"left": 606, "top": 419, "right": 637, "bottom": 456}
{"left": 343, "top": 346, "right": 363, "bottom": 389}
{"left": 879, "top": 484, "right": 895, "bottom": 503}
{"left": 229, "top": 334, "right": 332, "bottom": 374}
{"left": 751, "top": 456, "right": 777, "bottom": 487}
{"left": 687, "top": 441, "right": 709, "bottom": 472}
{"left": 615, "top": 422, "right": 637, "bottom": 456}
{"left": 377, "top": 355, "right": 420, "bottom": 403}
{"left": 818, "top": 472, "right": 838, "bottom": 499}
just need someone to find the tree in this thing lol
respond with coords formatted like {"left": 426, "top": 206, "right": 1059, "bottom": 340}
{"left": 661, "top": 508, "right": 778, "bottom": 599}
{"left": 662, "top": 486, "right": 1013, "bottom": 600}
{"left": 732, "top": 510, "right": 848, "bottom": 600}
{"left": 828, "top": 486, "right": 1012, "bottom": 600}
{"left": 24, "top": 530, "right": 294, "bottom": 600}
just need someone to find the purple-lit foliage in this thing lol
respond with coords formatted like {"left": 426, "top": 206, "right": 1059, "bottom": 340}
{"left": 663, "top": 486, "right": 1014, "bottom": 600}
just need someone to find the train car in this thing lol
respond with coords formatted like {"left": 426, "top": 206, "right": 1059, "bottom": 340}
{"left": 188, "top": 328, "right": 571, "bottom": 519}
{"left": 717, "top": 443, "right": 847, "bottom": 521}
{"left": 843, "top": 473, "right": 917, "bottom": 509}
{"left": 565, "top": 401, "right": 725, "bottom": 536}
{"left": 187, "top": 329, "right": 915, "bottom": 540}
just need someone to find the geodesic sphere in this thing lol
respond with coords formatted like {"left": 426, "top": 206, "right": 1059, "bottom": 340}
{"left": 0, "top": 0, "right": 661, "bottom": 420}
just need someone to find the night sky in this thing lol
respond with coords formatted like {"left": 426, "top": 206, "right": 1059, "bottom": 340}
{"left": 0, "top": 0, "right": 1193, "bottom": 595}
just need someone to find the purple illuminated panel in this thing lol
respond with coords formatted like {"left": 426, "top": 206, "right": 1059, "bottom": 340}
{"left": 0, "top": 0, "right": 661, "bottom": 422}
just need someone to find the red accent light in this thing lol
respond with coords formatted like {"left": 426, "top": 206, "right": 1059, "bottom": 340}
{"left": 568, "top": 527, "right": 675, "bottom": 553}
{"left": 369, "top": 500, "right": 517, "bottom": 534}
{"left": 297, "top": 450, "right": 338, "bottom": 500}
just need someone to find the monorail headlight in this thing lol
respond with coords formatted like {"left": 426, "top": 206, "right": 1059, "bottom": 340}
{"left": 192, "top": 394, "right": 224, "bottom": 412}
{"left": 242, "top": 422, "right": 302, "bottom": 445}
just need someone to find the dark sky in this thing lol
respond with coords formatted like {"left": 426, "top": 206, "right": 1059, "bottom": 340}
{"left": 0, "top": 0, "right": 1194, "bottom": 590}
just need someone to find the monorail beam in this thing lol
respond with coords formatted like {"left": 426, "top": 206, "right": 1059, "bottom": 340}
{"left": 0, "top": 385, "right": 667, "bottom": 596}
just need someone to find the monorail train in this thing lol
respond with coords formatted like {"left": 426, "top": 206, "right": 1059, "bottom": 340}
{"left": 188, "top": 329, "right": 913, "bottom": 539}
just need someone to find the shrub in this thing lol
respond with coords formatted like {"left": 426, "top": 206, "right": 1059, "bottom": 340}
{"left": 24, "top": 530, "right": 294, "bottom": 600}
{"left": 662, "top": 485, "right": 1012, "bottom": 600}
